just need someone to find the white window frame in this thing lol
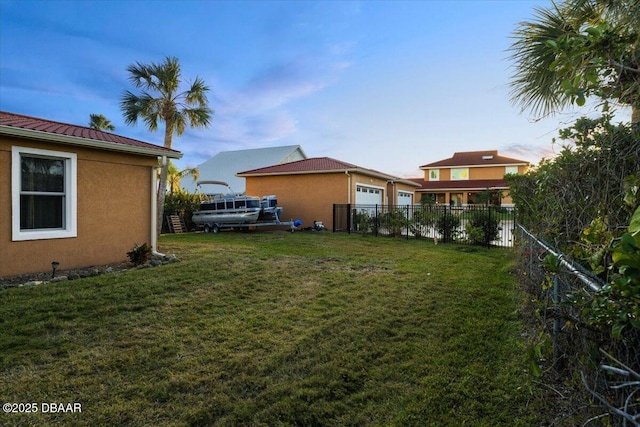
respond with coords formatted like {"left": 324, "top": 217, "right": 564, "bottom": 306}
{"left": 451, "top": 168, "right": 469, "bottom": 180}
{"left": 12, "top": 146, "right": 77, "bottom": 241}
{"left": 429, "top": 169, "right": 439, "bottom": 181}
{"left": 505, "top": 166, "right": 519, "bottom": 175}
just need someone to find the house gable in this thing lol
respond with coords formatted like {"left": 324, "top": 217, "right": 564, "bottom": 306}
{"left": 413, "top": 150, "right": 529, "bottom": 206}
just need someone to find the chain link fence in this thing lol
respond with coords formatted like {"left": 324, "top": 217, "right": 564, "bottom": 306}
{"left": 515, "top": 224, "right": 639, "bottom": 426}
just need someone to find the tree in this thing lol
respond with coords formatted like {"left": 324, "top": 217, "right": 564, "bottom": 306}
{"left": 89, "top": 113, "right": 115, "bottom": 131}
{"left": 120, "top": 56, "right": 212, "bottom": 235}
{"left": 166, "top": 161, "right": 199, "bottom": 195}
{"left": 509, "top": 0, "right": 640, "bottom": 123}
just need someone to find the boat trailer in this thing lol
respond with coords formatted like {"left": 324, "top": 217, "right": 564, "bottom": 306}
{"left": 200, "top": 211, "right": 302, "bottom": 234}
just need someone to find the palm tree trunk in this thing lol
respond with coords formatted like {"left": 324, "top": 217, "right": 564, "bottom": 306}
{"left": 156, "top": 124, "right": 174, "bottom": 236}
{"left": 157, "top": 164, "right": 169, "bottom": 236}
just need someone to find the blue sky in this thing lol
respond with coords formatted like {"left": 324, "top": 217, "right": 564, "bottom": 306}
{"left": 0, "top": 0, "right": 628, "bottom": 177}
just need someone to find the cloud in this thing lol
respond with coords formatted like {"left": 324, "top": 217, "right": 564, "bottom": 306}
{"left": 500, "top": 143, "right": 558, "bottom": 164}
{"left": 181, "top": 51, "right": 352, "bottom": 164}
{"left": 240, "top": 56, "right": 335, "bottom": 110}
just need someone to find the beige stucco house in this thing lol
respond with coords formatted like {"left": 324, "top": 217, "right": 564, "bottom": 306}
{"left": 0, "top": 111, "right": 181, "bottom": 277}
{"left": 411, "top": 150, "right": 529, "bottom": 207}
{"left": 237, "top": 157, "right": 420, "bottom": 230}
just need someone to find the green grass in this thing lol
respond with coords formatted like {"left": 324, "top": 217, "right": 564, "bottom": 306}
{"left": 0, "top": 232, "right": 537, "bottom": 426}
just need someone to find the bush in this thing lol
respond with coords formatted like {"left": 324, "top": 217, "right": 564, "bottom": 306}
{"left": 436, "top": 211, "right": 461, "bottom": 243}
{"left": 409, "top": 208, "right": 436, "bottom": 238}
{"left": 164, "top": 191, "right": 203, "bottom": 232}
{"left": 127, "top": 243, "right": 152, "bottom": 266}
{"left": 465, "top": 209, "right": 501, "bottom": 246}
{"left": 380, "top": 208, "right": 408, "bottom": 237}
{"left": 353, "top": 211, "right": 371, "bottom": 234}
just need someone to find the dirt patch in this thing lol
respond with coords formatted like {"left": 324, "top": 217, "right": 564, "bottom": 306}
{"left": 0, "top": 262, "right": 132, "bottom": 289}
{"left": 1, "top": 254, "right": 180, "bottom": 289}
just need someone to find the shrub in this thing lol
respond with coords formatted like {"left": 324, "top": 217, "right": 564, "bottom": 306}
{"left": 380, "top": 208, "right": 408, "bottom": 237}
{"left": 127, "top": 243, "right": 152, "bottom": 266}
{"left": 164, "top": 191, "right": 203, "bottom": 232}
{"left": 465, "top": 209, "right": 501, "bottom": 246}
{"left": 436, "top": 211, "right": 461, "bottom": 243}
{"left": 409, "top": 208, "right": 436, "bottom": 238}
{"left": 353, "top": 211, "right": 371, "bottom": 234}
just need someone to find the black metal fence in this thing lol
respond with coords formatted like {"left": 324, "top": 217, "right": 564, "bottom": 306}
{"left": 333, "top": 203, "right": 516, "bottom": 247}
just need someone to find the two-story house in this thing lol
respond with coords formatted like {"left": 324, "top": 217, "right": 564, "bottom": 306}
{"left": 411, "top": 150, "right": 529, "bottom": 207}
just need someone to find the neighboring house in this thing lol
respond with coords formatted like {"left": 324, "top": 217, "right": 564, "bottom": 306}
{"left": 411, "top": 150, "right": 529, "bottom": 207}
{"left": 237, "top": 157, "right": 420, "bottom": 230}
{"left": 181, "top": 145, "right": 307, "bottom": 194}
{"left": 0, "top": 111, "right": 181, "bottom": 277}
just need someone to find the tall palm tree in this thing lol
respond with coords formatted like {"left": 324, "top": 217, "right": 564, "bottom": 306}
{"left": 509, "top": 0, "right": 640, "bottom": 123}
{"left": 167, "top": 161, "right": 199, "bottom": 195}
{"left": 120, "top": 56, "right": 213, "bottom": 235}
{"left": 89, "top": 113, "right": 115, "bottom": 131}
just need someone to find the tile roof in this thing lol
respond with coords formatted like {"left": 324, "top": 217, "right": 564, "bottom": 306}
{"left": 420, "top": 150, "right": 528, "bottom": 168}
{"left": 238, "top": 157, "right": 359, "bottom": 175}
{"left": 238, "top": 157, "right": 420, "bottom": 187}
{"left": 409, "top": 178, "right": 509, "bottom": 191}
{"left": 0, "top": 111, "right": 180, "bottom": 157}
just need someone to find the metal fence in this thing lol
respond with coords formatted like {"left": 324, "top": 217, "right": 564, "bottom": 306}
{"left": 515, "top": 224, "right": 640, "bottom": 425}
{"left": 333, "top": 204, "right": 516, "bottom": 247}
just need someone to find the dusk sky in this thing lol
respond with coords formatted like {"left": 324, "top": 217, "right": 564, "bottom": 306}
{"left": 1, "top": 0, "right": 630, "bottom": 177}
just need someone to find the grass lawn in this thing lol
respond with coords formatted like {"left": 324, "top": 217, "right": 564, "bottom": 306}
{"left": 0, "top": 231, "right": 538, "bottom": 426}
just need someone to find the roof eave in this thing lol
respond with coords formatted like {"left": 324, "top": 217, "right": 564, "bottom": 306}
{"left": 238, "top": 167, "right": 421, "bottom": 187}
{"left": 419, "top": 162, "right": 528, "bottom": 170}
{"left": 416, "top": 185, "right": 509, "bottom": 192}
{"left": 237, "top": 169, "right": 344, "bottom": 177}
{"left": 0, "top": 125, "right": 182, "bottom": 159}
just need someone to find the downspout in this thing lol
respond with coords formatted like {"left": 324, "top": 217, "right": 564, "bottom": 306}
{"left": 345, "top": 171, "right": 351, "bottom": 203}
{"left": 151, "top": 156, "right": 167, "bottom": 257}
{"left": 387, "top": 180, "right": 395, "bottom": 205}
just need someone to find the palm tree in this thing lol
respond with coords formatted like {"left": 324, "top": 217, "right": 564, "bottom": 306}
{"left": 167, "top": 161, "right": 199, "bottom": 195}
{"left": 120, "top": 56, "right": 213, "bottom": 235}
{"left": 89, "top": 113, "right": 115, "bottom": 131}
{"left": 509, "top": 0, "right": 640, "bottom": 123}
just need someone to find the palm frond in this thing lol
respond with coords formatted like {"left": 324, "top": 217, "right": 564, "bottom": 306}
{"left": 184, "top": 77, "right": 210, "bottom": 106}
{"left": 121, "top": 57, "right": 213, "bottom": 135}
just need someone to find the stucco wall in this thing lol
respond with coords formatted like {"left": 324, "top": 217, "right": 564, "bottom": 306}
{"left": 1, "top": 137, "right": 157, "bottom": 277}
{"left": 245, "top": 173, "right": 349, "bottom": 230}
{"left": 424, "top": 165, "right": 528, "bottom": 181}
{"left": 244, "top": 172, "right": 416, "bottom": 230}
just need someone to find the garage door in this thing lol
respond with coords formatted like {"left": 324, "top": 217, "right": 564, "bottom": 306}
{"left": 397, "top": 191, "right": 413, "bottom": 207}
{"left": 356, "top": 185, "right": 383, "bottom": 206}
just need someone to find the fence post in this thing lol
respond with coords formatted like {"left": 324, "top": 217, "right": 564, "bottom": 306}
{"left": 375, "top": 205, "right": 378, "bottom": 237}
{"left": 487, "top": 206, "right": 492, "bottom": 249}
{"left": 346, "top": 204, "right": 351, "bottom": 234}
{"left": 552, "top": 274, "right": 561, "bottom": 361}
{"left": 406, "top": 205, "right": 409, "bottom": 240}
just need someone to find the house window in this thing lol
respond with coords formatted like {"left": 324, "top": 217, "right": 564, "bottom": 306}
{"left": 12, "top": 146, "right": 77, "bottom": 241}
{"left": 505, "top": 166, "right": 518, "bottom": 175}
{"left": 429, "top": 169, "right": 439, "bottom": 181}
{"left": 451, "top": 168, "right": 469, "bottom": 180}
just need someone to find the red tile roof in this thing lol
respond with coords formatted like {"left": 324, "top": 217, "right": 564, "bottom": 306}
{"left": 420, "top": 150, "right": 528, "bottom": 168}
{"left": 0, "top": 111, "right": 180, "bottom": 156}
{"left": 238, "top": 157, "right": 359, "bottom": 174}
{"left": 409, "top": 178, "right": 509, "bottom": 191}
{"left": 238, "top": 157, "right": 420, "bottom": 187}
